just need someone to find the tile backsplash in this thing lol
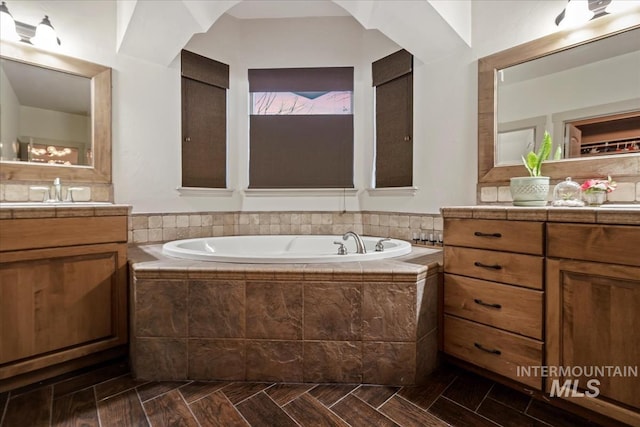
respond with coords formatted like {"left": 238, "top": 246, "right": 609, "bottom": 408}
{"left": 479, "top": 180, "right": 640, "bottom": 204}
{"left": 0, "top": 182, "right": 112, "bottom": 203}
{"left": 128, "top": 211, "right": 444, "bottom": 245}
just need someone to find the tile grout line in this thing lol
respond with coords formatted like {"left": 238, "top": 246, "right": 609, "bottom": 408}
{"left": 94, "top": 372, "right": 151, "bottom": 401}
{"left": 486, "top": 396, "right": 555, "bottom": 427}
{"left": 231, "top": 383, "right": 277, "bottom": 406}
{"left": 521, "top": 398, "right": 557, "bottom": 427}
{"left": 0, "top": 391, "right": 10, "bottom": 427}
{"left": 370, "top": 387, "right": 401, "bottom": 410}
{"left": 95, "top": 381, "right": 150, "bottom": 403}
{"left": 263, "top": 391, "right": 303, "bottom": 427}
{"left": 326, "top": 386, "right": 356, "bottom": 409}
{"left": 271, "top": 384, "right": 317, "bottom": 408}
{"left": 47, "top": 386, "right": 54, "bottom": 427}
{"left": 296, "top": 390, "right": 353, "bottom": 427}
{"left": 394, "top": 392, "right": 446, "bottom": 422}
{"left": 92, "top": 386, "right": 103, "bottom": 427}
{"left": 140, "top": 381, "right": 194, "bottom": 403}
{"left": 439, "top": 395, "right": 502, "bottom": 426}
{"left": 178, "top": 388, "right": 203, "bottom": 427}
{"left": 474, "top": 383, "right": 495, "bottom": 412}
{"left": 134, "top": 387, "right": 153, "bottom": 427}
{"left": 178, "top": 382, "right": 227, "bottom": 406}
{"left": 219, "top": 386, "right": 253, "bottom": 427}
{"left": 425, "top": 373, "right": 459, "bottom": 412}
{"left": 347, "top": 389, "right": 404, "bottom": 426}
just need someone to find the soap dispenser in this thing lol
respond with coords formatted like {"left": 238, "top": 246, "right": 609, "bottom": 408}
{"left": 552, "top": 177, "right": 584, "bottom": 207}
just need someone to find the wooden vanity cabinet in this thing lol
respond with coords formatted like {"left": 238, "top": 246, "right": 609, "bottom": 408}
{"left": 443, "top": 219, "right": 545, "bottom": 389}
{"left": 546, "top": 223, "right": 640, "bottom": 426}
{"left": 0, "top": 213, "right": 128, "bottom": 392}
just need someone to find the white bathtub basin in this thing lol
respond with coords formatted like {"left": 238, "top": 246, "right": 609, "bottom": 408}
{"left": 162, "top": 235, "right": 420, "bottom": 263}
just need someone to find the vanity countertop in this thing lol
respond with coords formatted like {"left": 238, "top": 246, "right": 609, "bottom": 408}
{"left": 441, "top": 205, "right": 640, "bottom": 225}
{"left": 0, "top": 203, "right": 131, "bottom": 219}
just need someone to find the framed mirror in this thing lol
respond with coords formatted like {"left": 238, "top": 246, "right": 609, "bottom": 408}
{"left": 478, "top": 10, "right": 640, "bottom": 184}
{"left": 0, "top": 40, "right": 111, "bottom": 184}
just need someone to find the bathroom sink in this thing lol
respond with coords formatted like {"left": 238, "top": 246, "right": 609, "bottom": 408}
{"left": 0, "top": 202, "right": 113, "bottom": 207}
{"left": 600, "top": 204, "right": 640, "bottom": 210}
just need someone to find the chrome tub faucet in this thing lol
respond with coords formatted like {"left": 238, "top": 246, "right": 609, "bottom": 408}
{"left": 343, "top": 231, "right": 366, "bottom": 254}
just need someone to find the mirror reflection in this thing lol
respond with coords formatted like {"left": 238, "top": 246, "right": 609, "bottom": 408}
{"left": 0, "top": 57, "right": 92, "bottom": 166}
{"left": 496, "top": 27, "right": 640, "bottom": 166}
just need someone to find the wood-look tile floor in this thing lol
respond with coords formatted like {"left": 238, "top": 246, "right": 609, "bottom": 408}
{"left": 0, "top": 359, "right": 611, "bottom": 427}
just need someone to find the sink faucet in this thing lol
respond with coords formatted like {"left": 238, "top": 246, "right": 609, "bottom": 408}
{"left": 343, "top": 231, "right": 366, "bottom": 254}
{"left": 52, "top": 177, "right": 62, "bottom": 202}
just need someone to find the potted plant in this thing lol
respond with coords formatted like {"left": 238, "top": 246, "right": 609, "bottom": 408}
{"left": 510, "top": 131, "right": 555, "bottom": 206}
{"left": 580, "top": 176, "right": 617, "bottom": 206}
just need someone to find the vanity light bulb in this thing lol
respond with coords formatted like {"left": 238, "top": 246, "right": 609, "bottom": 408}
{"left": 606, "top": 0, "right": 640, "bottom": 14}
{"left": 0, "top": 2, "right": 20, "bottom": 42}
{"left": 31, "top": 15, "right": 60, "bottom": 49}
{"left": 560, "top": 0, "right": 593, "bottom": 28}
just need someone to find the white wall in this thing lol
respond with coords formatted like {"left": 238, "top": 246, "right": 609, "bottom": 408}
{"left": 3, "top": 0, "right": 593, "bottom": 213}
{"left": 19, "top": 106, "right": 90, "bottom": 144}
{"left": 498, "top": 51, "right": 640, "bottom": 145}
{"left": 0, "top": 66, "right": 20, "bottom": 160}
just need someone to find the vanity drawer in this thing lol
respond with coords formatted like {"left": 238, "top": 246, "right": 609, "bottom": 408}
{"left": 444, "top": 315, "right": 543, "bottom": 390}
{"left": 547, "top": 223, "right": 640, "bottom": 267}
{"left": 444, "top": 274, "right": 543, "bottom": 339}
{"left": 445, "top": 219, "right": 544, "bottom": 255}
{"left": 0, "top": 216, "right": 127, "bottom": 252}
{"left": 444, "top": 246, "right": 543, "bottom": 289}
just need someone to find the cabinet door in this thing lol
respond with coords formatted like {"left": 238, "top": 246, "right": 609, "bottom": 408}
{"left": 547, "top": 258, "right": 640, "bottom": 425}
{"left": 0, "top": 244, "right": 127, "bottom": 377}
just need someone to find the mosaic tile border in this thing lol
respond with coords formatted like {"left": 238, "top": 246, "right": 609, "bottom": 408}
{"left": 127, "top": 211, "right": 444, "bottom": 245}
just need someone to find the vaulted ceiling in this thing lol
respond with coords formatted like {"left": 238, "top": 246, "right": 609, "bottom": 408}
{"left": 116, "top": 0, "right": 472, "bottom": 66}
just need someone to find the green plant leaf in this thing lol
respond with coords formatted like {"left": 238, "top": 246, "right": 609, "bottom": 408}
{"left": 520, "top": 130, "right": 552, "bottom": 176}
{"left": 525, "top": 152, "right": 538, "bottom": 176}
{"left": 554, "top": 145, "right": 562, "bottom": 160}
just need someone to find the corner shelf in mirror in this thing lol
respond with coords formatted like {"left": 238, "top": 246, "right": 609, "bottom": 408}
{"left": 0, "top": 40, "right": 112, "bottom": 184}
{"left": 478, "top": 9, "right": 640, "bottom": 185}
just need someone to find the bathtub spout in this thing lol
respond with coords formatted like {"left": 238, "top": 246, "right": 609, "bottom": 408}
{"left": 343, "top": 231, "right": 366, "bottom": 254}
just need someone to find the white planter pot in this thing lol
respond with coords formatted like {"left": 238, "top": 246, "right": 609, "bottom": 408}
{"left": 510, "top": 176, "right": 550, "bottom": 207}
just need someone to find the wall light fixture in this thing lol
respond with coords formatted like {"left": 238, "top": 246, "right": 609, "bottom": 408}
{"left": 555, "top": 0, "right": 640, "bottom": 27}
{"left": 0, "top": 1, "right": 61, "bottom": 48}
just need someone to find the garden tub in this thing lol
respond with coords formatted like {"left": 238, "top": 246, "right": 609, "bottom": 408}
{"left": 162, "top": 234, "right": 412, "bottom": 263}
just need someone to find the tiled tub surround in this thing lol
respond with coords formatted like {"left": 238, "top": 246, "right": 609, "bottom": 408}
{"left": 128, "top": 244, "right": 441, "bottom": 386}
{"left": 128, "top": 210, "right": 444, "bottom": 245}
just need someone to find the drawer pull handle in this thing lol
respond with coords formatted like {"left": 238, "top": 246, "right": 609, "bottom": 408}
{"left": 474, "top": 342, "right": 501, "bottom": 355}
{"left": 474, "top": 261, "right": 502, "bottom": 270}
{"left": 474, "top": 232, "right": 502, "bottom": 238}
{"left": 474, "top": 299, "right": 502, "bottom": 309}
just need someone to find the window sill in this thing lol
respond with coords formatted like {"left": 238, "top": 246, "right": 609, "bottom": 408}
{"left": 366, "top": 187, "right": 418, "bottom": 196}
{"left": 243, "top": 188, "right": 359, "bottom": 197}
{"left": 176, "top": 187, "right": 234, "bottom": 197}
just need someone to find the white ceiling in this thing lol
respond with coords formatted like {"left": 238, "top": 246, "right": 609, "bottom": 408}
{"left": 225, "top": 0, "right": 350, "bottom": 19}
{"left": 501, "top": 27, "right": 640, "bottom": 85}
{"left": 1, "top": 57, "right": 91, "bottom": 116}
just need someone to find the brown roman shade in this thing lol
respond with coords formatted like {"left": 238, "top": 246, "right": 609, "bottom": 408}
{"left": 182, "top": 49, "right": 229, "bottom": 89}
{"left": 373, "top": 49, "right": 413, "bottom": 188}
{"left": 249, "top": 67, "right": 353, "bottom": 92}
{"left": 372, "top": 49, "right": 412, "bottom": 87}
{"left": 249, "top": 67, "right": 354, "bottom": 189}
{"left": 181, "top": 50, "right": 229, "bottom": 188}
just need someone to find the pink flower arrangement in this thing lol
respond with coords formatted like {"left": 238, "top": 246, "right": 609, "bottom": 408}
{"left": 580, "top": 176, "right": 617, "bottom": 194}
